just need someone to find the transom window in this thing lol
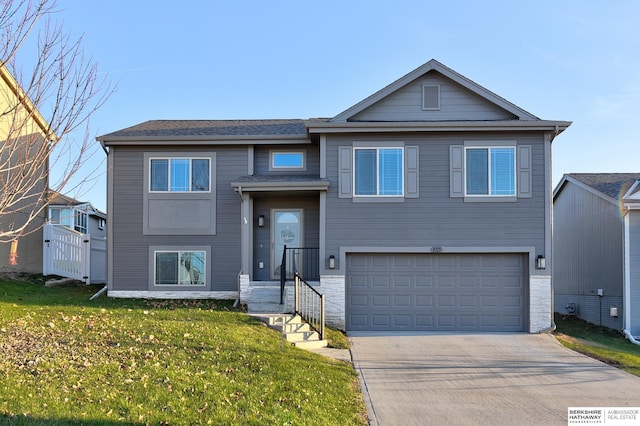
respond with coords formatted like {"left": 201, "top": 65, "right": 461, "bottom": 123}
{"left": 465, "top": 147, "right": 516, "bottom": 196}
{"left": 354, "top": 147, "right": 404, "bottom": 196}
{"left": 271, "top": 151, "right": 305, "bottom": 169}
{"left": 150, "top": 158, "right": 210, "bottom": 192}
{"left": 155, "top": 251, "right": 205, "bottom": 286}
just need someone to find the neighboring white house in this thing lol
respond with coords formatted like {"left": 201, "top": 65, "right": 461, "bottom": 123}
{"left": 48, "top": 192, "right": 107, "bottom": 239}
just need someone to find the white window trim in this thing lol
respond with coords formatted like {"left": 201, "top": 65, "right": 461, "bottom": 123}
{"left": 153, "top": 249, "right": 207, "bottom": 286}
{"left": 269, "top": 150, "right": 306, "bottom": 171}
{"left": 353, "top": 146, "right": 405, "bottom": 197}
{"left": 149, "top": 157, "right": 212, "bottom": 193}
{"left": 463, "top": 146, "right": 517, "bottom": 197}
{"left": 422, "top": 84, "right": 440, "bottom": 111}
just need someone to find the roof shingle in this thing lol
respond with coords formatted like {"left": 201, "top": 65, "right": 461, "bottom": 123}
{"left": 567, "top": 173, "right": 640, "bottom": 199}
{"left": 99, "top": 119, "right": 322, "bottom": 139}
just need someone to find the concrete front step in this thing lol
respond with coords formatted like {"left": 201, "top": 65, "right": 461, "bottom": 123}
{"left": 251, "top": 313, "right": 328, "bottom": 349}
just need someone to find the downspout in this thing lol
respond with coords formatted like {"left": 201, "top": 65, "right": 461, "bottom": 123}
{"left": 233, "top": 185, "right": 243, "bottom": 308}
{"left": 90, "top": 139, "right": 110, "bottom": 300}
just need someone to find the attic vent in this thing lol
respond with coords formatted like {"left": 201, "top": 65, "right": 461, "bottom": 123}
{"left": 422, "top": 84, "right": 440, "bottom": 110}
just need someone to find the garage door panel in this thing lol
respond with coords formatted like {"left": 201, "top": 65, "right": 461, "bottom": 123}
{"left": 460, "top": 276, "right": 478, "bottom": 288}
{"left": 372, "top": 256, "right": 390, "bottom": 268}
{"left": 415, "top": 315, "right": 434, "bottom": 326}
{"left": 415, "top": 276, "right": 434, "bottom": 287}
{"left": 437, "top": 275, "right": 456, "bottom": 287}
{"left": 394, "top": 295, "right": 411, "bottom": 307}
{"left": 393, "top": 315, "right": 411, "bottom": 327}
{"left": 349, "top": 295, "right": 368, "bottom": 307}
{"left": 347, "top": 253, "right": 526, "bottom": 332}
{"left": 372, "top": 315, "right": 391, "bottom": 327}
{"left": 391, "top": 275, "right": 410, "bottom": 288}
{"left": 459, "top": 295, "right": 478, "bottom": 307}
{"left": 350, "top": 275, "right": 369, "bottom": 288}
{"left": 372, "top": 276, "right": 390, "bottom": 288}
{"left": 415, "top": 295, "right": 433, "bottom": 307}
{"left": 372, "top": 295, "right": 390, "bottom": 307}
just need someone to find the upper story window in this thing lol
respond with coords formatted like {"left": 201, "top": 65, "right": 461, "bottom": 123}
{"left": 150, "top": 158, "right": 210, "bottom": 192}
{"left": 354, "top": 147, "right": 404, "bottom": 196}
{"left": 465, "top": 147, "right": 516, "bottom": 196}
{"left": 270, "top": 151, "right": 305, "bottom": 170}
{"left": 74, "top": 211, "right": 88, "bottom": 233}
{"left": 49, "top": 207, "right": 70, "bottom": 227}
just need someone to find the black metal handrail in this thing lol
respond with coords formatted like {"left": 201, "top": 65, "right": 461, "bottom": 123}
{"left": 295, "top": 272, "right": 325, "bottom": 340}
{"left": 280, "top": 245, "right": 319, "bottom": 304}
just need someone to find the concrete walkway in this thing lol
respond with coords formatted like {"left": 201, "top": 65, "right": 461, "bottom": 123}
{"left": 349, "top": 332, "right": 640, "bottom": 426}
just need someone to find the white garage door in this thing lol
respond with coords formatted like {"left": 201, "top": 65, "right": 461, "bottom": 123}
{"left": 346, "top": 253, "right": 526, "bottom": 332}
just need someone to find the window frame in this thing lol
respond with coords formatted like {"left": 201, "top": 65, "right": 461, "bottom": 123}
{"left": 353, "top": 146, "right": 405, "bottom": 198}
{"left": 269, "top": 150, "right": 306, "bottom": 171}
{"left": 463, "top": 145, "right": 517, "bottom": 197}
{"left": 149, "top": 156, "right": 211, "bottom": 193}
{"left": 153, "top": 249, "right": 207, "bottom": 286}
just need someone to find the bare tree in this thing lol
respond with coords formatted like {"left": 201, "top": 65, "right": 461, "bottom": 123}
{"left": 0, "top": 0, "right": 111, "bottom": 242}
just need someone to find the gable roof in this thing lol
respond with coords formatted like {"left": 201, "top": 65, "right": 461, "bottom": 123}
{"left": 0, "top": 66, "right": 56, "bottom": 140}
{"left": 330, "top": 59, "right": 539, "bottom": 123}
{"left": 553, "top": 173, "right": 640, "bottom": 205}
{"left": 48, "top": 191, "right": 106, "bottom": 218}
{"left": 98, "top": 59, "right": 570, "bottom": 143}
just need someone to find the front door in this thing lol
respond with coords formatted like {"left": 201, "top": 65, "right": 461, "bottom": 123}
{"left": 271, "top": 209, "right": 303, "bottom": 279}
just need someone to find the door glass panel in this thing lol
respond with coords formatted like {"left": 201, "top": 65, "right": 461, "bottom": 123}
{"left": 273, "top": 211, "right": 302, "bottom": 278}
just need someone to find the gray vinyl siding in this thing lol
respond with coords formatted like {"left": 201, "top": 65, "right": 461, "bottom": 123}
{"left": 628, "top": 212, "right": 640, "bottom": 335}
{"left": 324, "top": 132, "right": 546, "bottom": 268}
{"left": 351, "top": 72, "right": 517, "bottom": 122}
{"left": 110, "top": 146, "right": 246, "bottom": 292}
{"left": 87, "top": 216, "right": 106, "bottom": 239}
{"left": 254, "top": 144, "right": 320, "bottom": 175}
{"left": 553, "top": 182, "right": 624, "bottom": 329}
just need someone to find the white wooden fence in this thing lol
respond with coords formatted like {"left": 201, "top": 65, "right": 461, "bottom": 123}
{"left": 43, "top": 224, "right": 107, "bottom": 284}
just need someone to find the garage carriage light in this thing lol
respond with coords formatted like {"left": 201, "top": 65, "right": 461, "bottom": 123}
{"left": 536, "top": 255, "right": 546, "bottom": 270}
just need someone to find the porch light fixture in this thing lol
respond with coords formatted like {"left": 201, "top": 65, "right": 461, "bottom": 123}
{"left": 329, "top": 255, "right": 336, "bottom": 269}
{"left": 536, "top": 255, "right": 546, "bottom": 270}
{"left": 258, "top": 215, "right": 265, "bottom": 227}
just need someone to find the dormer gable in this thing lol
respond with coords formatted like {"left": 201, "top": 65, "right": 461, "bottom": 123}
{"left": 330, "top": 59, "right": 538, "bottom": 123}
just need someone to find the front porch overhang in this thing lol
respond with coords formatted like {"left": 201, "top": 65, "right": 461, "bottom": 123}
{"left": 231, "top": 175, "right": 330, "bottom": 193}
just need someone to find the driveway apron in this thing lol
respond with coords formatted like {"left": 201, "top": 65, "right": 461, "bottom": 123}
{"left": 349, "top": 332, "right": 640, "bottom": 426}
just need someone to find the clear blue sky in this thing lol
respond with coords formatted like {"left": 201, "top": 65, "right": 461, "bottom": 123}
{"left": 50, "top": 0, "right": 640, "bottom": 212}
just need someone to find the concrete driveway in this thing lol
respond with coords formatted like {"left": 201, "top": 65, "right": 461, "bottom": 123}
{"left": 349, "top": 332, "right": 640, "bottom": 426}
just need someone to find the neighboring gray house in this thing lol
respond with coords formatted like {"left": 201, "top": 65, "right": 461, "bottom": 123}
{"left": 621, "top": 180, "right": 640, "bottom": 338}
{"left": 97, "top": 59, "right": 570, "bottom": 332}
{"left": 553, "top": 173, "right": 640, "bottom": 333}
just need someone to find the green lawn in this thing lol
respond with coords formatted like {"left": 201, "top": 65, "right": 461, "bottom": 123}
{"left": 554, "top": 313, "right": 640, "bottom": 377}
{"left": 0, "top": 277, "right": 367, "bottom": 425}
